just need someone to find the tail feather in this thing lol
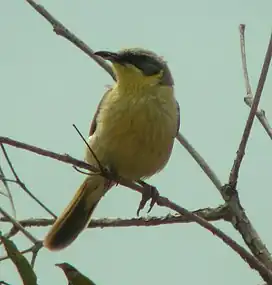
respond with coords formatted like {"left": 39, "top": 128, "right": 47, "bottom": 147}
{"left": 44, "top": 175, "right": 107, "bottom": 251}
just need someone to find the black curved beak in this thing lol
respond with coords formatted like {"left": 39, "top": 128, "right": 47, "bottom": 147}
{"left": 94, "top": 51, "right": 120, "bottom": 62}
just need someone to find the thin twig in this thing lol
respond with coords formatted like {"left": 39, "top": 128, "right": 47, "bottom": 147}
{"left": 0, "top": 153, "right": 16, "bottom": 217}
{"left": 239, "top": 24, "right": 272, "bottom": 140}
{"left": 176, "top": 133, "right": 222, "bottom": 190}
{"left": 244, "top": 96, "right": 272, "bottom": 139}
{"left": 25, "top": 0, "right": 115, "bottom": 81}
{"left": 0, "top": 178, "right": 17, "bottom": 184}
{"left": 73, "top": 165, "right": 90, "bottom": 175}
{"left": 73, "top": 124, "right": 104, "bottom": 172}
{"left": 0, "top": 136, "right": 97, "bottom": 172}
{"left": 0, "top": 245, "right": 33, "bottom": 262}
{"left": 0, "top": 206, "right": 38, "bottom": 244}
{"left": 30, "top": 241, "right": 43, "bottom": 268}
{"left": 239, "top": 24, "right": 253, "bottom": 96}
{"left": 229, "top": 31, "right": 272, "bottom": 186}
{"left": 0, "top": 241, "right": 43, "bottom": 264}
{"left": 0, "top": 144, "right": 56, "bottom": 219}
{"left": 1, "top": 137, "right": 271, "bottom": 281}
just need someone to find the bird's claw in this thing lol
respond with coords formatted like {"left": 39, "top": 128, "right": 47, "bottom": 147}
{"left": 136, "top": 184, "right": 159, "bottom": 216}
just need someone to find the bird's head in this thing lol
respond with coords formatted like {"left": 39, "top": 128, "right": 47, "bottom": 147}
{"left": 55, "top": 262, "right": 76, "bottom": 275}
{"left": 94, "top": 48, "right": 174, "bottom": 87}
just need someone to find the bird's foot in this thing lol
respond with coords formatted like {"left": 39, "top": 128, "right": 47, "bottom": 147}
{"left": 136, "top": 181, "right": 159, "bottom": 216}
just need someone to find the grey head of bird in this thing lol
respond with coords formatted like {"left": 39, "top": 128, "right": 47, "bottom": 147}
{"left": 94, "top": 48, "right": 174, "bottom": 86}
{"left": 56, "top": 262, "right": 76, "bottom": 275}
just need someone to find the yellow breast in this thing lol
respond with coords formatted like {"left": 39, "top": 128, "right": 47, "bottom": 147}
{"left": 87, "top": 84, "right": 178, "bottom": 180}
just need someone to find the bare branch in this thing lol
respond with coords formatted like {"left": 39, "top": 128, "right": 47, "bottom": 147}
{"left": 25, "top": 0, "right": 115, "bottom": 81}
{"left": 0, "top": 241, "right": 43, "bottom": 266}
{"left": 0, "top": 144, "right": 56, "bottom": 219}
{"left": 0, "top": 204, "right": 231, "bottom": 233}
{"left": 0, "top": 155, "right": 16, "bottom": 217}
{"left": 218, "top": 28, "right": 272, "bottom": 269}
{"left": 30, "top": 242, "right": 43, "bottom": 268}
{"left": 239, "top": 24, "right": 253, "bottom": 96}
{"left": 0, "top": 206, "right": 38, "bottom": 244}
{"left": 176, "top": 133, "right": 222, "bottom": 190}
{"left": 239, "top": 25, "right": 272, "bottom": 140}
{"left": 244, "top": 96, "right": 272, "bottom": 140}
{"left": 0, "top": 136, "right": 271, "bottom": 281}
{"left": 229, "top": 31, "right": 272, "bottom": 186}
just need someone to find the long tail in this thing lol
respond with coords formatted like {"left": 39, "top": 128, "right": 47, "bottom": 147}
{"left": 43, "top": 175, "right": 108, "bottom": 251}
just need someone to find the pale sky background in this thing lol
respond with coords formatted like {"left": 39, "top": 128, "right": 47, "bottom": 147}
{"left": 1, "top": 1, "right": 272, "bottom": 284}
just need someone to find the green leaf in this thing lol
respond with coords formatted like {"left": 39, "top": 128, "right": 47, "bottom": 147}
{"left": 0, "top": 233, "right": 37, "bottom": 285}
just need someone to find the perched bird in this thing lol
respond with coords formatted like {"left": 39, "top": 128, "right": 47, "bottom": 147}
{"left": 56, "top": 262, "right": 96, "bottom": 285}
{"left": 44, "top": 48, "right": 180, "bottom": 251}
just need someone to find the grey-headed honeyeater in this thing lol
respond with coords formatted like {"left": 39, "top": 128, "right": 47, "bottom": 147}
{"left": 56, "top": 262, "right": 96, "bottom": 285}
{"left": 43, "top": 48, "right": 180, "bottom": 251}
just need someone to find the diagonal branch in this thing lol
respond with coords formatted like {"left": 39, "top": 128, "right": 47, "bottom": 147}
{"left": 0, "top": 241, "right": 43, "bottom": 265}
{"left": 0, "top": 144, "right": 56, "bottom": 219}
{"left": 26, "top": 0, "right": 115, "bottom": 81}
{"left": 0, "top": 137, "right": 272, "bottom": 281}
{"left": 0, "top": 206, "right": 38, "bottom": 244}
{"left": 176, "top": 133, "right": 222, "bottom": 190}
{"left": 244, "top": 96, "right": 272, "bottom": 140}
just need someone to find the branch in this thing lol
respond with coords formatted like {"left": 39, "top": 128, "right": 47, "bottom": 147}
{"left": 176, "top": 133, "right": 222, "bottom": 190}
{"left": 0, "top": 144, "right": 56, "bottom": 219}
{"left": 239, "top": 24, "right": 272, "bottom": 140}
{"left": 26, "top": 0, "right": 115, "bottom": 81}
{"left": 0, "top": 204, "right": 231, "bottom": 236}
{"left": 239, "top": 24, "right": 253, "bottom": 96}
{"left": 0, "top": 241, "right": 43, "bottom": 265}
{"left": 0, "top": 163, "right": 16, "bottom": 217}
{"left": 221, "top": 26, "right": 272, "bottom": 269}
{"left": 229, "top": 30, "right": 272, "bottom": 186}
{"left": 220, "top": 28, "right": 272, "bottom": 269}
{"left": 244, "top": 96, "right": 272, "bottom": 140}
{"left": 1, "top": 137, "right": 272, "bottom": 282}
{"left": 0, "top": 206, "right": 38, "bottom": 244}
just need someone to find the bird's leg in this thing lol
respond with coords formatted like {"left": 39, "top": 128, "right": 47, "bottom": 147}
{"left": 136, "top": 180, "right": 160, "bottom": 216}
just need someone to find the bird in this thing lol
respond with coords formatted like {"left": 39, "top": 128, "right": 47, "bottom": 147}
{"left": 43, "top": 48, "right": 180, "bottom": 251}
{"left": 56, "top": 262, "right": 96, "bottom": 285}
